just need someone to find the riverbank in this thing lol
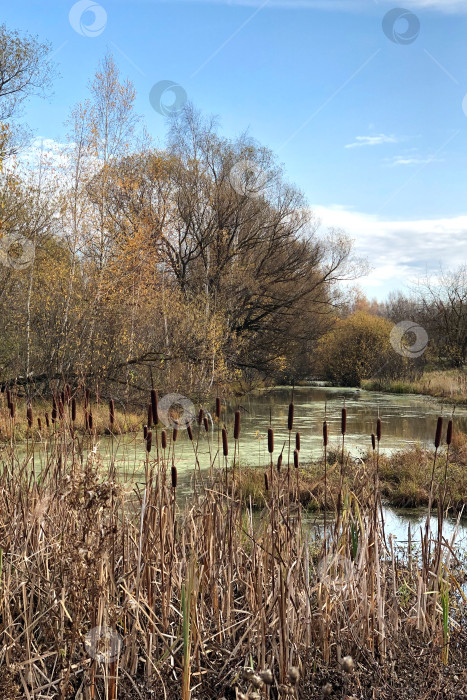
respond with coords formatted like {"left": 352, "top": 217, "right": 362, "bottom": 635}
{"left": 362, "top": 369, "right": 467, "bottom": 405}
{"left": 238, "top": 431, "right": 467, "bottom": 512}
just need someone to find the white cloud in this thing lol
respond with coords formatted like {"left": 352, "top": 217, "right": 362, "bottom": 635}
{"left": 313, "top": 204, "right": 467, "bottom": 298}
{"left": 385, "top": 155, "right": 443, "bottom": 167}
{"left": 345, "top": 134, "right": 399, "bottom": 149}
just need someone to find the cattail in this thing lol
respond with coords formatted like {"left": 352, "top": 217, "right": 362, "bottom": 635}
{"left": 376, "top": 417, "right": 382, "bottom": 442}
{"left": 187, "top": 423, "right": 193, "bottom": 441}
{"left": 71, "top": 397, "right": 76, "bottom": 423}
{"left": 435, "top": 416, "right": 443, "bottom": 448}
{"left": 60, "top": 390, "right": 66, "bottom": 408}
{"left": 198, "top": 408, "right": 204, "bottom": 426}
{"left": 146, "top": 430, "right": 152, "bottom": 453}
{"left": 295, "top": 432, "right": 300, "bottom": 451}
{"left": 143, "top": 425, "right": 148, "bottom": 439}
{"left": 45, "top": 412, "right": 50, "bottom": 428}
{"left": 52, "top": 398, "right": 57, "bottom": 424}
{"left": 147, "top": 403, "right": 153, "bottom": 429}
{"left": 293, "top": 448, "right": 299, "bottom": 469}
{"left": 10, "top": 401, "right": 15, "bottom": 419}
{"left": 109, "top": 398, "right": 115, "bottom": 426}
{"left": 6, "top": 389, "right": 11, "bottom": 408}
{"left": 150, "top": 389, "right": 159, "bottom": 425}
{"left": 323, "top": 421, "right": 328, "bottom": 447}
{"left": 288, "top": 402, "right": 294, "bottom": 431}
{"left": 171, "top": 465, "right": 177, "bottom": 488}
{"left": 264, "top": 472, "right": 269, "bottom": 491}
{"left": 161, "top": 429, "right": 167, "bottom": 450}
{"left": 203, "top": 416, "right": 209, "bottom": 432}
{"left": 371, "top": 433, "right": 376, "bottom": 451}
{"left": 222, "top": 427, "right": 228, "bottom": 456}
{"left": 234, "top": 410, "right": 241, "bottom": 440}
{"left": 84, "top": 410, "right": 89, "bottom": 431}
{"left": 215, "top": 396, "right": 221, "bottom": 419}
{"left": 268, "top": 427, "right": 274, "bottom": 454}
{"left": 65, "top": 384, "right": 71, "bottom": 401}
{"left": 446, "top": 419, "right": 453, "bottom": 446}
{"left": 277, "top": 452, "right": 283, "bottom": 473}
{"left": 27, "top": 404, "right": 33, "bottom": 429}
{"left": 173, "top": 422, "right": 179, "bottom": 443}
{"left": 37, "top": 417, "right": 42, "bottom": 431}
{"left": 341, "top": 407, "right": 347, "bottom": 435}
{"left": 88, "top": 411, "right": 93, "bottom": 431}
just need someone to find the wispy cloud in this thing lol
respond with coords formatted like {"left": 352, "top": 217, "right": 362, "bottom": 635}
{"left": 313, "top": 204, "right": 467, "bottom": 297}
{"left": 345, "top": 134, "right": 399, "bottom": 149}
{"left": 385, "top": 154, "right": 443, "bottom": 167}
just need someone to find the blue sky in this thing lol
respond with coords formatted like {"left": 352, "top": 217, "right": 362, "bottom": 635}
{"left": 3, "top": 0, "right": 467, "bottom": 298}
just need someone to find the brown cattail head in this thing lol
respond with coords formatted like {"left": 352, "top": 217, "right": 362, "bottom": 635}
{"left": 143, "top": 425, "right": 148, "bottom": 439}
{"left": 222, "top": 427, "right": 228, "bottom": 456}
{"left": 198, "top": 408, "right": 204, "bottom": 426}
{"left": 371, "top": 433, "right": 376, "bottom": 451}
{"left": 150, "top": 389, "right": 159, "bottom": 425}
{"left": 161, "top": 429, "right": 167, "bottom": 450}
{"left": 10, "top": 401, "right": 15, "bottom": 419}
{"left": 264, "top": 472, "right": 269, "bottom": 491}
{"left": 323, "top": 421, "right": 328, "bottom": 447}
{"left": 173, "top": 422, "right": 179, "bottom": 443}
{"left": 203, "top": 416, "right": 209, "bottom": 433}
{"left": 446, "top": 419, "right": 453, "bottom": 446}
{"left": 52, "top": 396, "right": 57, "bottom": 423}
{"left": 37, "top": 417, "right": 42, "bottom": 431}
{"left": 71, "top": 398, "right": 77, "bottom": 423}
{"left": 435, "top": 416, "right": 443, "bottom": 449}
{"left": 215, "top": 396, "right": 221, "bottom": 419}
{"left": 109, "top": 398, "right": 115, "bottom": 426}
{"left": 65, "top": 384, "right": 71, "bottom": 402}
{"left": 171, "top": 465, "right": 177, "bottom": 488}
{"left": 376, "top": 417, "right": 382, "bottom": 442}
{"left": 147, "top": 403, "right": 153, "bottom": 429}
{"left": 268, "top": 427, "right": 274, "bottom": 454}
{"left": 341, "top": 407, "right": 347, "bottom": 435}
{"left": 277, "top": 452, "right": 283, "bottom": 473}
{"left": 295, "top": 432, "right": 300, "bottom": 451}
{"left": 234, "top": 410, "right": 241, "bottom": 440}
{"left": 45, "top": 412, "right": 50, "bottom": 428}
{"left": 187, "top": 423, "right": 193, "bottom": 441}
{"left": 88, "top": 411, "right": 93, "bottom": 431}
{"left": 293, "top": 449, "right": 299, "bottom": 469}
{"left": 60, "top": 390, "right": 65, "bottom": 408}
{"left": 146, "top": 430, "right": 152, "bottom": 453}
{"left": 288, "top": 402, "right": 294, "bottom": 431}
{"left": 27, "top": 404, "right": 33, "bottom": 429}
{"left": 6, "top": 389, "right": 11, "bottom": 408}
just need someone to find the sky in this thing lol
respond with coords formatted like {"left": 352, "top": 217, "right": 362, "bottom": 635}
{"left": 3, "top": 0, "right": 467, "bottom": 299}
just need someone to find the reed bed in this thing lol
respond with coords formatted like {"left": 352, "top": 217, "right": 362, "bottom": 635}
{"left": 0, "top": 391, "right": 465, "bottom": 699}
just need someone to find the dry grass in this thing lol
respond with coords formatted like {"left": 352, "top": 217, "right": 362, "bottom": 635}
{"left": 0, "top": 395, "right": 465, "bottom": 699}
{"left": 363, "top": 368, "right": 467, "bottom": 404}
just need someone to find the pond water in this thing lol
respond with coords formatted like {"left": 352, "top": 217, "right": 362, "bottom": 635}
{"left": 5, "top": 386, "right": 467, "bottom": 541}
